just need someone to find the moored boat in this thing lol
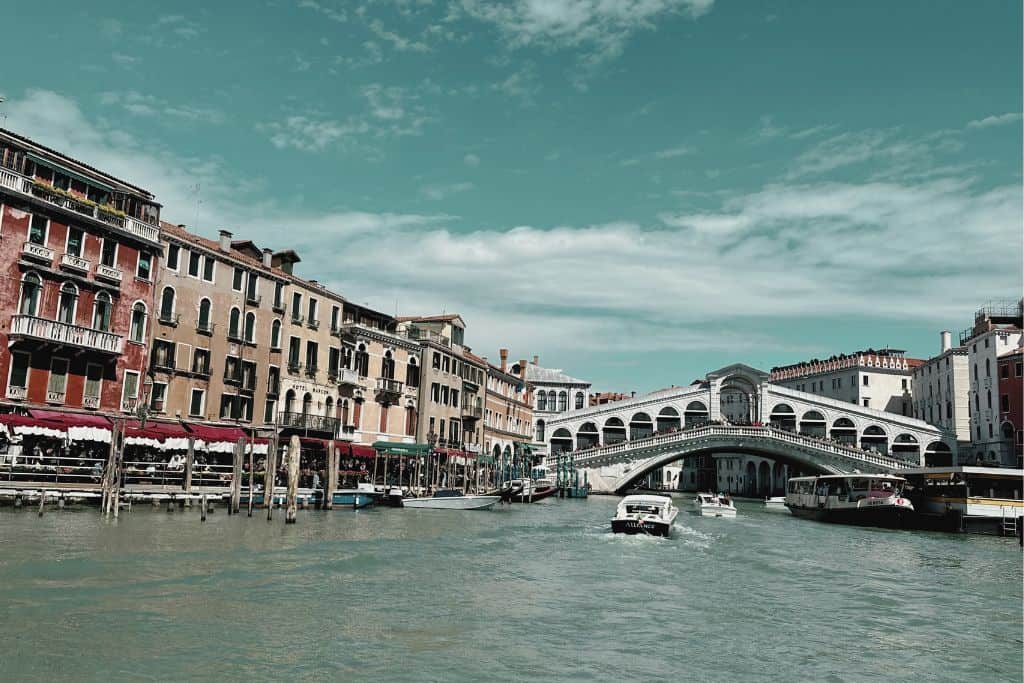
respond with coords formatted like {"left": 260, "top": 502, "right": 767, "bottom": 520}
{"left": 764, "top": 496, "right": 788, "bottom": 511}
{"left": 693, "top": 493, "right": 737, "bottom": 517}
{"left": 898, "top": 466, "right": 1023, "bottom": 535}
{"left": 611, "top": 494, "right": 678, "bottom": 536}
{"left": 785, "top": 474, "right": 914, "bottom": 528}
{"left": 507, "top": 477, "right": 558, "bottom": 503}
{"left": 402, "top": 488, "right": 500, "bottom": 510}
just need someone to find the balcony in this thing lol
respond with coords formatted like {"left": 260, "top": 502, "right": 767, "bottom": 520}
{"left": 121, "top": 398, "right": 138, "bottom": 413}
{"left": 246, "top": 293, "right": 261, "bottom": 307}
{"left": 0, "top": 169, "right": 161, "bottom": 245}
{"left": 82, "top": 395, "right": 100, "bottom": 410}
{"left": 307, "top": 318, "right": 319, "bottom": 331}
{"left": 196, "top": 321, "right": 215, "bottom": 336}
{"left": 287, "top": 361, "right": 303, "bottom": 375}
{"left": 158, "top": 313, "right": 180, "bottom": 328}
{"left": 277, "top": 411, "right": 340, "bottom": 437}
{"left": 5, "top": 385, "right": 27, "bottom": 401}
{"left": 60, "top": 252, "right": 90, "bottom": 273}
{"left": 375, "top": 377, "right": 403, "bottom": 404}
{"left": 46, "top": 390, "right": 66, "bottom": 404}
{"left": 272, "top": 300, "right": 285, "bottom": 314}
{"left": 304, "top": 364, "right": 318, "bottom": 379}
{"left": 10, "top": 315, "right": 123, "bottom": 354}
{"left": 151, "top": 355, "right": 175, "bottom": 373}
{"left": 95, "top": 263, "right": 123, "bottom": 284}
{"left": 291, "top": 314, "right": 305, "bottom": 326}
{"left": 336, "top": 368, "right": 361, "bottom": 388}
{"left": 461, "top": 403, "right": 483, "bottom": 421}
{"left": 21, "top": 241, "right": 54, "bottom": 264}
{"left": 192, "top": 364, "right": 212, "bottom": 379}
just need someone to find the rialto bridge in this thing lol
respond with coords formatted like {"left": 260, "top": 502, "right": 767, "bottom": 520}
{"left": 542, "top": 364, "right": 954, "bottom": 494}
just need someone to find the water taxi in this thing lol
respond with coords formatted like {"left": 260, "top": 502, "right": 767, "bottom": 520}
{"left": 402, "top": 488, "right": 500, "bottom": 510}
{"left": 693, "top": 493, "right": 737, "bottom": 517}
{"left": 898, "top": 466, "right": 1023, "bottom": 535}
{"left": 763, "top": 496, "right": 788, "bottom": 511}
{"left": 611, "top": 495, "right": 678, "bottom": 536}
{"left": 785, "top": 474, "right": 914, "bottom": 528}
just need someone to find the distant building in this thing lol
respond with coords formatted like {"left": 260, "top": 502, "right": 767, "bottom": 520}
{"left": 481, "top": 349, "right": 533, "bottom": 463}
{"left": 589, "top": 391, "right": 633, "bottom": 407}
{"left": 911, "top": 331, "right": 970, "bottom": 458}
{"left": 997, "top": 348, "right": 1023, "bottom": 468}
{"left": 770, "top": 348, "right": 922, "bottom": 416}
{"left": 962, "top": 300, "right": 1023, "bottom": 466}
{"left": 526, "top": 356, "right": 591, "bottom": 457}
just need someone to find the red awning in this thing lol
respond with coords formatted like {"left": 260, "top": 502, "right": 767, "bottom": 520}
{"left": 28, "top": 410, "right": 112, "bottom": 429}
{"left": 123, "top": 420, "right": 191, "bottom": 440}
{"left": 186, "top": 424, "right": 246, "bottom": 444}
{"left": 0, "top": 413, "right": 61, "bottom": 428}
{"left": 351, "top": 444, "right": 377, "bottom": 459}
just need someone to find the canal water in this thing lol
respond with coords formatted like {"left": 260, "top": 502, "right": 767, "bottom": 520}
{"left": 0, "top": 497, "right": 1020, "bottom": 682}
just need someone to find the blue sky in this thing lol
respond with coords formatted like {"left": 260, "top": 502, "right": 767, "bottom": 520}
{"left": 2, "top": 0, "right": 1021, "bottom": 392}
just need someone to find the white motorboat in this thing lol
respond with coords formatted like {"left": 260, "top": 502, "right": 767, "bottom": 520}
{"left": 764, "top": 496, "right": 788, "bottom": 511}
{"left": 611, "top": 494, "right": 679, "bottom": 536}
{"left": 402, "top": 488, "right": 500, "bottom": 510}
{"left": 693, "top": 493, "right": 737, "bottom": 517}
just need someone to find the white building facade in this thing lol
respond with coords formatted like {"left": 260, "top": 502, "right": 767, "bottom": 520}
{"left": 526, "top": 357, "right": 591, "bottom": 459}
{"left": 771, "top": 348, "right": 919, "bottom": 416}
{"left": 911, "top": 331, "right": 970, "bottom": 455}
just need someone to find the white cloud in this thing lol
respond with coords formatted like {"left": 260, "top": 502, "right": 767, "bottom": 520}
{"left": 464, "top": 153, "right": 480, "bottom": 167}
{"left": 297, "top": 0, "right": 347, "bottom": 23}
{"left": 654, "top": 144, "right": 692, "bottom": 159}
{"left": 785, "top": 128, "right": 964, "bottom": 180}
{"left": 967, "top": 112, "right": 1022, "bottom": 129}
{"left": 4, "top": 90, "right": 1019, "bottom": 365}
{"left": 98, "top": 91, "right": 224, "bottom": 124}
{"left": 111, "top": 52, "right": 140, "bottom": 67}
{"left": 259, "top": 115, "right": 370, "bottom": 152}
{"left": 420, "top": 182, "right": 475, "bottom": 200}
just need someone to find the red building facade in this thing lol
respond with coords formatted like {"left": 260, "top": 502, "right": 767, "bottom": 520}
{"left": 997, "top": 349, "right": 1023, "bottom": 467}
{"left": 0, "top": 129, "right": 161, "bottom": 415}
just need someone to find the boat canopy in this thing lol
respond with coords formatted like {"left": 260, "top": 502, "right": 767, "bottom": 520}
{"left": 372, "top": 441, "right": 431, "bottom": 457}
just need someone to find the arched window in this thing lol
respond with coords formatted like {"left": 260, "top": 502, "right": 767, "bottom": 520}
{"left": 537, "top": 392, "right": 547, "bottom": 411}
{"left": 197, "top": 298, "right": 212, "bottom": 332}
{"left": 557, "top": 391, "right": 568, "bottom": 412}
{"left": 406, "top": 356, "right": 420, "bottom": 388}
{"left": 535, "top": 419, "right": 545, "bottom": 442}
{"left": 575, "top": 391, "right": 584, "bottom": 409}
{"left": 57, "top": 282, "right": 78, "bottom": 324}
{"left": 228, "top": 307, "right": 241, "bottom": 339}
{"left": 92, "top": 291, "right": 112, "bottom": 331}
{"left": 244, "top": 312, "right": 256, "bottom": 343}
{"left": 130, "top": 302, "right": 147, "bottom": 343}
{"left": 302, "top": 392, "right": 313, "bottom": 415}
{"left": 354, "top": 344, "right": 370, "bottom": 377}
{"left": 381, "top": 350, "right": 395, "bottom": 380}
{"left": 284, "top": 389, "right": 296, "bottom": 414}
{"left": 270, "top": 319, "right": 281, "bottom": 348}
{"left": 325, "top": 396, "right": 334, "bottom": 418}
{"left": 18, "top": 273, "right": 42, "bottom": 316}
{"left": 159, "top": 286, "right": 175, "bottom": 321}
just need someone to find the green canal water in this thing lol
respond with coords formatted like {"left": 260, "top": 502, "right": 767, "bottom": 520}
{"left": 0, "top": 496, "right": 1020, "bottom": 682}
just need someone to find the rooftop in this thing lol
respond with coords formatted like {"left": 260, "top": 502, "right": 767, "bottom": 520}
{"left": 526, "top": 365, "right": 590, "bottom": 385}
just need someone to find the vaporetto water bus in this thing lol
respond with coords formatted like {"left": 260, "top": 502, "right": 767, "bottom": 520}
{"left": 785, "top": 474, "right": 915, "bottom": 528}
{"left": 898, "top": 466, "right": 1023, "bottom": 535}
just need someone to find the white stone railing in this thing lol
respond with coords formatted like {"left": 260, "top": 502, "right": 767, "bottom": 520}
{"left": 60, "top": 252, "right": 90, "bottom": 272}
{"left": 5, "top": 385, "right": 27, "bottom": 400}
{"left": 569, "top": 424, "right": 906, "bottom": 471}
{"left": 0, "top": 169, "right": 160, "bottom": 245}
{"left": 11, "top": 315, "right": 123, "bottom": 354}
{"left": 95, "top": 263, "right": 123, "bottom": 283}
{"left": 22, "top": 241, "right": 54, "bottom": 262}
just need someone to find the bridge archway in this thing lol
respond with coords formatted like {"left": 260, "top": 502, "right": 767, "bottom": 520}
{"left": 550, "top": 428, "right": 573, "bottom": 454}
{"left": 602, "top": 417, "right": 626, "bottom": 445}
{"left": 577, "top": 422, "right": 599, "bottom": 450}
{"left": 924, "top": 440, "right": 952, "bottom": 467}
{"left": 891, "top": 433, "right": 919, "bottom": 461}
{"left": 719, "top": 372, "right": 759, "bottom": 423}
{"left": 684, "top": 401, "right": 709, "bottom": 427}
{"left": 831, "top": 417, "right": 857, "bottom": 445}
{"left": 656, "top": 406, "right": 681, "bottom": 432}
{"left": 861, "top": 425, "right": 888, "bottom": 455}
{"left": 745, "top": 461, "right": 757, "bottom": 496}
{"left": 758, "top": 460, "right": 771, "bottom": 496}
{"left": 629, "top": 412, "right": 654, "bottom": 440}
{"left": 799, "top": 410, "right": 826, "bottom": 438}
{"left": 769, "top": 404, "right": 796, "bottom": 431}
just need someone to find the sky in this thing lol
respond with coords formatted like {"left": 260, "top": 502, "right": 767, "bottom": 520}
{"left": 1, "top": 0, "right": 1021, "bottom": 393}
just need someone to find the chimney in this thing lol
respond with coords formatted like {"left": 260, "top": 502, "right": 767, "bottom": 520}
{"left": 518, "top": 359, "right": 527, "bottom": 380}
{"left": 177, "top": 224, "right": 186, "bottom": 229}
{"left": 532, "top": 355, "right": 539, "bottom": 366}
{"left": 310, "top": 280, "right": 318, "bottom": 288}
{"left": 262, "top": 248, "right": 273, "bottom": 268}
{"left": 499, "top": 348, "right": 508, "bottom": 372}
{"left": 218, "top": 229, "right": 232, "bottom": 252}
{"left": 940, "top": 330, "right": 951, "bottom": 353}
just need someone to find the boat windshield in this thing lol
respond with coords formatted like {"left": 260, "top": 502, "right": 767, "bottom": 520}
{"left": 625, "top": 504, "right": 663, "bottom": 514}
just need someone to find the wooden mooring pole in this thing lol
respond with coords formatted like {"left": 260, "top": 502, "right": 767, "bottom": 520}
{"left": 285, "top": 435, "right": 299, "bottom": 524}
{"left": 183, "top": 437, "right": 195, "bottom": 507}
{"left": 324, "top": 440, "right": 337, "bottom": 510}
{"left": 230, "top": 437, "right": 244, "bottom": 514}
{"left": 265, "top": 437, "right": 278, "bottom": 520}
{"left": 247, "top": 439, "right": 255, "bottom": 517}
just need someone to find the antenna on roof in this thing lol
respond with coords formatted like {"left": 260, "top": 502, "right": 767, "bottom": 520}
{"left": 191, "top": 183, "right": 202, "bottom": 233}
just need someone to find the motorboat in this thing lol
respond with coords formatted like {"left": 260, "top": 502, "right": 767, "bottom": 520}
{"left": 328, "top": 482, "right": 377, "bottom": 509}
{"left": 402, "top": 488, "right": 500, "bottom": 510}
{"left": 764, "top": 496, "right": 788, "bottom": 511}
{"left": 373, "top": 484, "right": 405, "bottom": 507}
{"left": 693, "top": 493, "right": 737, "bottom": 517}
{"left": 785, "top": 474, "right": 914, "bottom": 528}
{"left": 611, "top": 494, "right": 678, "bottom": 536}
{"left": 507, "top": 477, "right": 558, "bottom": 503}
